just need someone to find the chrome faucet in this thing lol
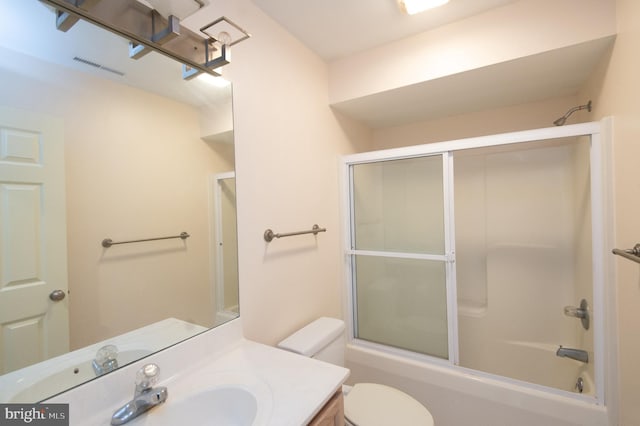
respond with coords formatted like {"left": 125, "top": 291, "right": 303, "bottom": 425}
{"left": 93, "top": 344, "right": 119, "bottom": 376}
{"left": 111, "top": 363, "right": 168, "bottom": 425}
{"left": 556, "top": 346, "right": 589, "bottom": 363}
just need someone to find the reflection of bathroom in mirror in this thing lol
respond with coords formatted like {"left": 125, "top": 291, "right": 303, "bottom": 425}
{"left": 0, "top": 0, "right": 238, "bottom": 402}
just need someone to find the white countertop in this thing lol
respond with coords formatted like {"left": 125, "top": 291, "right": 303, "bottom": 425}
{"left": 47, "top": 318, "right": 349, "bottom": 425}
{"left": 1, "top": 318, "right": 207, "bottom": 403}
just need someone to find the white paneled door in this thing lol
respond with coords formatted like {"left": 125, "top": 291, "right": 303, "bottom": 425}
{"left": 0, "top": 106, "right": 69, "bottom": 374}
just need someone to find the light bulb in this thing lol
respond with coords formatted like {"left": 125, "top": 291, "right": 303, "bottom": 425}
{"left": 217, "top": 31, "right": 232, "bottom": 46}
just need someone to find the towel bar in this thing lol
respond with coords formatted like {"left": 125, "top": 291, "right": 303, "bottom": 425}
{"left": 612, "top": 243, "right": 640, "bottom": 265}
{"left": 264, "top": 224, "right": 326, "bottom": 242}
{"left": 102, "top": 232, "right": 190, "bottom": 248}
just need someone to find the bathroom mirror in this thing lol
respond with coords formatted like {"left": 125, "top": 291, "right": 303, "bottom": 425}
{"left": 0, "top": 1, "right": 238, "bottom": 402}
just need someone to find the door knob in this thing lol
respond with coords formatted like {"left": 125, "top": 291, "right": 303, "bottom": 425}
{"left": 49, "top": 289, "right": 66, "bottom": 301}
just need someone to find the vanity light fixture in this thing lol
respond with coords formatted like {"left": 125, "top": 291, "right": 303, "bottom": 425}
{"left": 398, "top": 0, "right": 450, "bottom": 15}
{"left": 181, "top": 16, "right": 251, "bottom": 80}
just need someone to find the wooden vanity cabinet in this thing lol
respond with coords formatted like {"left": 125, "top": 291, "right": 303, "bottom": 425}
{"left": 308, "top": 391, "right": 345, "bottom": 426}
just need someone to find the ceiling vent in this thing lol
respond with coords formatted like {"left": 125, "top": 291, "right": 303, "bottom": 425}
{"left": 73, "top": 56, "right": 126, "bottom": 76}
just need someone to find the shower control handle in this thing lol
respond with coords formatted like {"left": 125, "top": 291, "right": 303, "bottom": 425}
{"left": 563, "top": 299, "right": 589, "bottom": 330}
{"left": 563, "top": 306, "right": 586, "bottom": 319}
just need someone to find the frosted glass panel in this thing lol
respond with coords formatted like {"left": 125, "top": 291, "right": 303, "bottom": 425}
{"left": 354, "top": 256, "right": 448, "bottom": 359}
{"left": 352, "top": 156, "right": 444, "bottom": 254}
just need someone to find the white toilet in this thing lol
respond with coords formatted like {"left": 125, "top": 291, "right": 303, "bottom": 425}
{"left": 277, "top": 317, "right": 435, "bottom": 426}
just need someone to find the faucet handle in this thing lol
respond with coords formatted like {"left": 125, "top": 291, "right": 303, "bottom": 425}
{"left": 135, "top": 364, "right": 160, "bottom": 391}
{"left": 93, "top": 345, "right": 119, "bottom": 376}
{"left": 96, "top": 344, "right": 119, "bottom": 364}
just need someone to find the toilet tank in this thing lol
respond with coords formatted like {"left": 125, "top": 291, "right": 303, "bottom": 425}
{"left": 277, "top": 317, "right": 345, "bottom": 367}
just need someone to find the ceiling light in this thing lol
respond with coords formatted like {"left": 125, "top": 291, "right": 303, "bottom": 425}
{"left": 398, "top": 0, "right": 449, "bottom": 15}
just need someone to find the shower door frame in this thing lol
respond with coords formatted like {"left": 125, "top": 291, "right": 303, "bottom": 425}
{"left": 210, "top": 171, "right": 239, "bottom": 326}
{"left": 341, "top": 120, "right": 609, "bottom": 405}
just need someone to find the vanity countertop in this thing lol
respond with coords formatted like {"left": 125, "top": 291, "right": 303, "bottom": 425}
{"left": 47, "top": 318, "right": 349, "bottom": 425}
{"left": 1, "top": 318, "right": 207, "bottom": 403}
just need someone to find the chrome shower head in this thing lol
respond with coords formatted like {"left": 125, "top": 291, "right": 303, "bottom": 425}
{"left": 553, "top": 100, "right": 592, "bottom": 126}
{"left": 553, "top": 116, "right": 568, "bottom": 126}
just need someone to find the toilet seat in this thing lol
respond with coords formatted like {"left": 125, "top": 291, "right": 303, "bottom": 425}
{"left": 344, "top": 383, "right": 434, "bottom": 426}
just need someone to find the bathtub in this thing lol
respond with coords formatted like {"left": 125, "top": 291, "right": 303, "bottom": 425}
{"left": 457, "top": 339, "right": 595, "bottom": 396}
{"left": 345, "top": 342, "right": 608, "bottom": 426}
{"left": 500, "top": 340, "right": 594, "bottom": 395}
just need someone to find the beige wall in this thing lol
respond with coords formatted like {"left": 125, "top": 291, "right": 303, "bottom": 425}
{"left": 581, "top": 0, "right": 640, "bottom": 424}
{"left": 372, "top": 95, "right": 583, "bottom": 149}
{"left": 184, "top": 0, "right": 372, "bottom": 344}
{"left": 0, "top": 48, "right": 234, "bottom": 349}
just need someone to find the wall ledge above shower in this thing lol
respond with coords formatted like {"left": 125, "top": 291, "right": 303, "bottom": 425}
{"left": 331, "top": 37, "right": 614, "bottom": 128}
{"left": 328, "top": 0, "right": 616, "bottom": 128}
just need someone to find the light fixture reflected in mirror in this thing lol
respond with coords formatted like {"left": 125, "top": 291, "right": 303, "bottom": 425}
{"left": 398, "top": 0, "right": 450, "bottom": 15}
{"left": 43, "top": 0, "right": 250, "bottom": 82}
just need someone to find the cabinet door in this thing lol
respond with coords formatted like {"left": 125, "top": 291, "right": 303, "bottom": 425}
{"left": 308, "top": 391, "right": 344, "bottom": 426}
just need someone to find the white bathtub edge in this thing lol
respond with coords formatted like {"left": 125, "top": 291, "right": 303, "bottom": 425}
{"left": 346, "top": 343, "right": 608, "bottom": 426}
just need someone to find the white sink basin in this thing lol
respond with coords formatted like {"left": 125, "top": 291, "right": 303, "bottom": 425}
{"left": 131, "top": 386, "right": 257, "bottom": 425}
{"left": 128, "top": 371, "right": 273, "bottom": 426}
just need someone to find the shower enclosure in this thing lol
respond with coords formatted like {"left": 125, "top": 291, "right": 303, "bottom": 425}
{"left": 343, "top": 123, "right": 605, "bottom": 402}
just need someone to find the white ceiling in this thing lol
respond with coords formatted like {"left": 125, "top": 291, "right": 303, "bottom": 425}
{"left": 250, "top": 0, "right": 520, "bottom": 61}
{"left": 5, "top": 1, "right": 615, "bottom": 128}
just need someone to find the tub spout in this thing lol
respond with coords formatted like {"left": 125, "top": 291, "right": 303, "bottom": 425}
{"left": 556, "top": 346, "right": 588, "bottom": 363}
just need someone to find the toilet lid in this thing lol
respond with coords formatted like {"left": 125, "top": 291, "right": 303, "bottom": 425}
{"left": 344, "top": 383, "right": 434, "bottom": 426}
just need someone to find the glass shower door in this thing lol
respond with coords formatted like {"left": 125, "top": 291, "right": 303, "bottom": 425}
{"left": 454, "top": 137, "right": 595, "bottom": 393}
{"left": 349, "top": 155, "right": 451, "bottom": 359}
{"left": 344, "top": 124, "right": 605, "bottom": 401}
